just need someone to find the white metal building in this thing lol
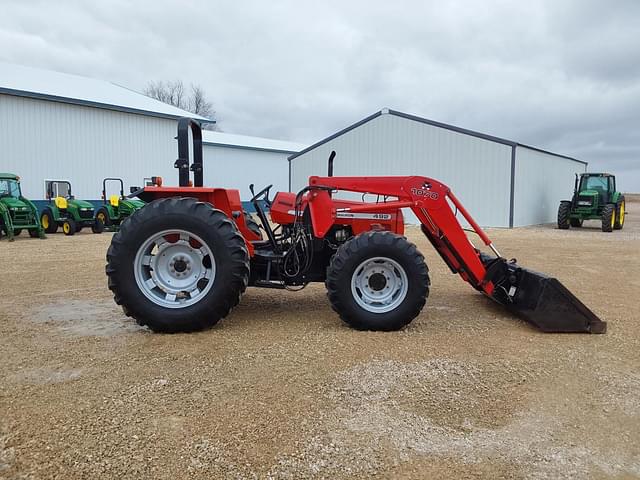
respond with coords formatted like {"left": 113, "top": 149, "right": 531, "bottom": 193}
{"left": 289, "top": 109, "right": 587, "bottom": 227}
{"left": 0, "top": 62, "right": 303, "bottom": 209}
{"left": 202, "top": 131, "right": 305, "bottom": 200}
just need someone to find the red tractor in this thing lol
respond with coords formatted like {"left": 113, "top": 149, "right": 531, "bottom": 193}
{"left": 105, "top": 119, "right": 606, "bottom": 334}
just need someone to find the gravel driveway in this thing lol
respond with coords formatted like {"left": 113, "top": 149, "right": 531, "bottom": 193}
{"left": 1, "top": 198, "right": 638, "bottom": 479}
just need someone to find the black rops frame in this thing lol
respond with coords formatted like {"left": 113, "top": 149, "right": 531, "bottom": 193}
{"left": 102, "top": 178, "right": 125, "bottom": 203}
{"left": 175, "top": 118, "right": 204, "bottom": 187}
{"left": 45, "top": 180, "right": 73, "bottom": 200}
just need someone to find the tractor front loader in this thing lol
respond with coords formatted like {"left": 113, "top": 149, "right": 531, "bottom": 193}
{"left": 95, "top": 178, "right": 145, "bottom": 231}
{"left": 0, "top": 173, "right": 45, "bottom": 241}
{"left": 105, "top": 118, "right": 606, "bottom": 335}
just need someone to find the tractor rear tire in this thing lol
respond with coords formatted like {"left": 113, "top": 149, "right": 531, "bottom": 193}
{"left": 557, "top": 202, "right": 571, "bottom": 229}
{"left": 614, "top": 197, "right": 625, "bottom": 230}
{"left": 106, "top": 197, "right": 250, "bottom": 333}
{"left": 41, "top": 209, "right": 58, "bottom": 234}
{"left": 63, "top": 219, "right": 76, "bottom": 236}
{"left": 92, "top": 218, "right": 105, "bottom": 234}
{"left": 602, "top": 204, "right": 615, "bottom": 232}
{"left": 326, "top": 231, "right": 430, "bottom": 331}
{"left": 570, "top": 218, "right": 583, "bottom": 227}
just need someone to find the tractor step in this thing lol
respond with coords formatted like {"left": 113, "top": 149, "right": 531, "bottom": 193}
{"left": 481, "top": 254, "right": 606, "bottom": 333}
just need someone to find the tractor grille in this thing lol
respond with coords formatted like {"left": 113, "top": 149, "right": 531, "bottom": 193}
{"left": 10, "top": 210, "right": 32, "bottom": 224}
{"left": 78, "top": 209, "right": 94, "bottom": 219}
{"left": 577, "top": 195, "right": 594, "bottom": 206}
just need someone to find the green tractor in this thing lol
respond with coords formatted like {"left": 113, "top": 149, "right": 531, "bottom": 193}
{"left": 40, "top": 180, "right": 104, "bottom": 236}
{"left": 557, "top": 173, "right": 625, "bottom": 232}
{"left": 0, "top": 173, "right": 45, "bottom": 241}
{"left": 95, "top": 178, "right": 145, "bottom": 231}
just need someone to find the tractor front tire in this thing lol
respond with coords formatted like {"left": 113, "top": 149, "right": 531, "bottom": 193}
{"left": 41, "top": 209, "right": 58, "bottom": 234}
{"left": 106, "top": 197, "right": 250, "bottom": 333}
{"left": 63, "top": 219, "right": 76, "bottom": 236}
{"left": 96, "top": 208, "right": 111, "bottom": 227}
{"left": 602, "top": 204, "right": 615, "bottom": 232}
{"left": 326, "top": 231, "right": 430, "bottom": 331}
{"left": 28, "top": 229, "right": 39, "bottom": 238}
{"left": 614, "top": 198, "right": 625, "bottom": 230}
{"left": 13, "top": 229, "right": 22, "bottom": 236}
{"left": 570, "top": 218, "right": 583, "bottom": 227}
{"left": 557, "top": 202, "right": 571, "bottom": 229}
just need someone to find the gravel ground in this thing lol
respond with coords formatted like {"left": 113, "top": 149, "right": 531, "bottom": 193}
{"left": 1, "top": 198, "right": 639, "bottom": 479}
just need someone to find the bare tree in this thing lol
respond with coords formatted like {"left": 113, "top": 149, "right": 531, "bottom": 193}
{"left": 144, "top": 80, "right": 219, "bottom": 130}
{"left": 189, "top": 85, "right": 214, "bottom": 118}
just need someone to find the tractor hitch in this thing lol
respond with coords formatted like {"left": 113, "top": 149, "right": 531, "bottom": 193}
{"left": 481, "top": 254, "right": 606, "bottom": 333}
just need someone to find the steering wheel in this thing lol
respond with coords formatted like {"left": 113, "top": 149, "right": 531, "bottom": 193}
{"left": 250, "top": 183, "right": 273, "bottom": 207}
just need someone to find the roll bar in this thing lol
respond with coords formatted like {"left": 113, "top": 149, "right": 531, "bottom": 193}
{"left": 175, "top": 117, "right": 204, "bottom": 187}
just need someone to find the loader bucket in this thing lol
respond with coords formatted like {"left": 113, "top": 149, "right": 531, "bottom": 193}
{"left": 482, "top": 256, "right": 607, "bottom": 333}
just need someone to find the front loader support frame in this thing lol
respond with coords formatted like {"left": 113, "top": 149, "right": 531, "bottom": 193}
{"left": 306, "top": 175, "right": 606, "bottom": 333}
{"left": 0, "top": 202, "right": 15, "bottom": 241}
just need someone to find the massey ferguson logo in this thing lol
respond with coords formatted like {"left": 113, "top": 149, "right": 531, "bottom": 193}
{"left": 411, "top": 187, "right": 439, "bottom": 200}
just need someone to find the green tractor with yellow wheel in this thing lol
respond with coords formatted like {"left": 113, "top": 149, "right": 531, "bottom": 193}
{"left": 95, "top": 178, "right": 145, "bottom": 231}
{"left": 40, "top": 180, "right": 104, "bottom": 236}
{"left": 557, "top": 173, "right": 625, "bottom": 232}
{"left": 0, "top": 173, "right": 45, "bottom": 241}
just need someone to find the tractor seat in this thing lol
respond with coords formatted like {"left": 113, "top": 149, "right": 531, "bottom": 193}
{"left": 109, "top": 195, "right": 120, "bottom": 207}
{"left": 54, "top": 196, "right": 68, "bottom": 209}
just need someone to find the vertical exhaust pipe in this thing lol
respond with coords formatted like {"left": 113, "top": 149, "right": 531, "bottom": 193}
{"left": 327, "top": 151, "right": 336, "bottom": 177}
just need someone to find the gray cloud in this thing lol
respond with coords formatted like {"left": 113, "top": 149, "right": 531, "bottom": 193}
{"left": 1, "top": 0, "right": 639, "bottom": 190}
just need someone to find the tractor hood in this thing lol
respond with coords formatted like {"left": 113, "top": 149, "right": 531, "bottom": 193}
{"left": 69, "top": 199, "right": 95, "bottom": 210}
{"left": 576, "top": 190, "right": 599, "bottom": 206}
{"left": 123, "top": 199, "right": 145, "bottom": 208}
{"left": 0, "top": 196, "right": 29, "bottom": 210}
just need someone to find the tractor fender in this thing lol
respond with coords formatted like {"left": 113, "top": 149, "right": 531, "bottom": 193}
{"left": 48, "top": 203, "right": 61, "bottom": 220}
{"left": 610, "top": 191, "right": 623, "bottom": 204}
{"left": 104, "top": 204, "right": 116, "bottom": 218}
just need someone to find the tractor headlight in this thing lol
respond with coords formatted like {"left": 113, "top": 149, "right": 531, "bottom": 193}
{"left": 577, "top": 200, "right": 591, "bottom": 206}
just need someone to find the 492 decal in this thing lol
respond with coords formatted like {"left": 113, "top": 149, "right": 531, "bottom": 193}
{"left": 411, "top": 187, "right": 439, "bottom": 200}
{"left": 336, "top": 212, "right": 392, "bottom": 220}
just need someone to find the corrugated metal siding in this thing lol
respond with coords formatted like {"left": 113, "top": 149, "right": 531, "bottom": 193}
{"left": 513, "top": 146, "right": 586, "bottom": 226}
{"left": 290, "top": 113, "right": 512, "bottom": 227}
{"left": 0, "top": 94, "right": 291, "bottom": 203}
{"left": 202, "top": 145, "right": 289, "bottom": 200}
{"left": 0, "top": 94, "right": 177, "bottom": 200}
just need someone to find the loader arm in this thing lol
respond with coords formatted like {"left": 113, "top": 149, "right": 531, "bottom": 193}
{"left": 308, "top": 175, "right": 496, "bottom": 294}
{"left": 308, "top": 175, "right": 606, "bottom": 333}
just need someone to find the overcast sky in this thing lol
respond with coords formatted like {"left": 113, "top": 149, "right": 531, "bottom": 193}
{"left": 1, "top": 0, "right": 639, "bottom": 190}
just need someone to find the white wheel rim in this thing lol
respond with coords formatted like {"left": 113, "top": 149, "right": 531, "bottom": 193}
{"left": 350, "top": 256, "right": 409, "bottom": 313}
{"left": 134, "top": 229, "right": 215, "bottom": 309}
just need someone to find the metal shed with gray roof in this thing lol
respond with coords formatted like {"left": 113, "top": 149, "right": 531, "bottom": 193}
{"left": 0, "top": 62, "right": 304, "bottom": 208}
{"left": 288, "top": 109, "right": 587, "bottom": 227}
